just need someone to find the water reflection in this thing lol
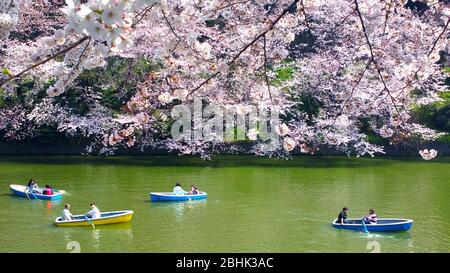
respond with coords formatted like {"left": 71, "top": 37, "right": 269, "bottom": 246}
{"left": 1, "top": 156, "right": 448, "bottom": 252}
{"left": 91, "top": 229, "right": 101, "bottom": 250}
{"left": 60, "top": 223, "right": 134, "bottom": 252}
{"left": 63, "top": 232, "right": 81, "bottom": 253}
{"left": 98, "top": 222, "right": 134, "bottom": 233}
{"left": 151, "top": 200, "right": 207, "bottom": 219}
{"left": 45, "top": 200, "right": 62, "bottom": 208}
{"left": 360, "top": 232, "right": 413, "bottom": 253}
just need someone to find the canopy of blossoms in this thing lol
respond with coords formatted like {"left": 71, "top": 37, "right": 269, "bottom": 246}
{"left": 0, "top": 0, "right": 449, "bottom": 160}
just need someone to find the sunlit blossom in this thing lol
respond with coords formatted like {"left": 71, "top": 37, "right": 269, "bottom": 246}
{"left": 419, "top": 149, "right": 437, "bottom": 160}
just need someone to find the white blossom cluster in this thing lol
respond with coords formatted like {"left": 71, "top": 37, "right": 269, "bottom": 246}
{"left": 0, "top": 0, "right": 449, "bottom": 159}
{"left": 419, "top": 149, "right": 437, "bottom": 160}
{"left": 62, "top": 0, "right": 160, "bottom": 51}
{"left": 0, "top": 0, "right": 20, "bottom": 39}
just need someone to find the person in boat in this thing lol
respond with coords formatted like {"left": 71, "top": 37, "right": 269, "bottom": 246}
{"left": 337, "top": 207, "right": 349, "bottom": 225}
{"left": 85, "top": 203, "right": 101, "bottom": 219}
{"left": 43, "top": 184, "right": 53, "bottom": 195}
{"left": 187, "top": 185, "right": 199, "bottom": 195}
{"left": 363, "top": 209, "right": 378, "bottom": 224}
{"left": 173, "top": 182, "right": 186, "bottom": 195}
{"left": 27, "top": 179, "right": 38, "bottom": 192}
{"left": 61, "top": 204, "right": 73, "bottom": 221}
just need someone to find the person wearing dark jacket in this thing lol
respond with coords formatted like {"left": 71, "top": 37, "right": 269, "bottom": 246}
{"left": 337, "top": 207, "right": 349, "bottom": 224}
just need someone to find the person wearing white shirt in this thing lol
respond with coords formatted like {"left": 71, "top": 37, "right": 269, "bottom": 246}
{"left": 86, "top": 203, "right": 101, "bottom": 219}
{"left": 61, "top": 204, "right": 73, "bottom": 221}
{"left": 173, "top": 182, "right": 186, "bottom": 195}
{"left": 27, "top": 179, "right": 39, "bottom": 192}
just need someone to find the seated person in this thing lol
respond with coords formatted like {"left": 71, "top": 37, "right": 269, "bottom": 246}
{"left": 337, "top": 207, "right": 349, "bottom": 224}
{"left": 173, "top": 182, "right": 186, "bottom": 195}
{"left": 86, "top": 203, "right": 101, "bottom": 219}
{"left": 27, "top": 179, "right": 39, "bottom": 192}
{"left": 364, "top": 209, "right": 378, "bottom": 224}
{"left": 43, "top": 184, "right": 53, "bottom": 195}
{"left": 61, "top": 204, "right": 73, "bottom": 221}
{"left": 187, "top": 185, "right": 199, "bottom": 195}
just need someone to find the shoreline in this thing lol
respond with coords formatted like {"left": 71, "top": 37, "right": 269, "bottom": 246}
{"left": 0, "top": 140, "right": 449, "bottom": 157}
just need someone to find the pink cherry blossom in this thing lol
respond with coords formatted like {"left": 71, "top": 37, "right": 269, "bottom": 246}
{"left": 0, "top": 0, "right": 448, "bottom": 160}
{"left": 419, "top": 149, "right": 438, "bottom": 160}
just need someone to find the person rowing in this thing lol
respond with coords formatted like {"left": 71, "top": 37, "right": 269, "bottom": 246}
{"left": 27, "top": 179, "right": 39, "bottom": 192}
{"left": 85, "top": 203, "right": 101, "bottom": 219}
{"left": 363, "top": 209, "right": 378, "bottom": 224}
{"left": 173, "top": 182, "right": 187, "bottom": 195}
{"left": 61, "top": 204, "right": 74, "bottom": 221}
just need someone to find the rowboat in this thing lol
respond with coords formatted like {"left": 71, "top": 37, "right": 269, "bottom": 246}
{"left": 10, "top": 184, "right": 63, "bottom": 201}
{"left": 150, "top": 192, "right": 207, "bottom": 202}
{"left": 332, "top": 218, "right": 413, "bottom": 232}
{"left": 55, "top": 210, "right": 134, "bottom": 227}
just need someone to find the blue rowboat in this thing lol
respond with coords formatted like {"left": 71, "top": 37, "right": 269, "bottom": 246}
{"left": 10, "top": 184, "right": 63, "bottom": 201}
{"left": 150, "top": 192, "right": 207, "bottom": 202}
{"left": 332, "top": 218, "right": 413, "bottom": 232}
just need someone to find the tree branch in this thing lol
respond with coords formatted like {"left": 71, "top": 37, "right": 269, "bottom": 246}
{"left": 335, "top": 59, "right": 372, "bottom": 119}
{"left": 262, "top": 34, "right": 273, "bottom": 101}
{"left": 299, "top": 0, "right": 311, "bottom": 31}
{"left": 62, "top": 37, "right": 92, "bottom": 87}
{"left": 161, "top": 10, "right": 210, "bottom": 63}
{"left": 186, "top": 0, "right": 300, "bottom": 97}
{"left": 354, "top": 0, "right": 400, "bottom": 113}
{"left": 215, "top": 0, "right": 253, "bottom": 12}
{"left": 0, "top": 3, "right": 158, "bottom": 87}
{"left": 132, "top": 4, "right": 156, "bottom": 28}
{"left": 428, "top": 17, "right": 450, "bottom": 57}
{"left": 0, "top": 36, "right": 90, "bottom": 87}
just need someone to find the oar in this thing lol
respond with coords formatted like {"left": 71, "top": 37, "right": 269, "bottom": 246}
{"left": 24, "top": 186, "right": 31, "bottom": 200}
{"left": 28, "top": 187, "right": 39, "bottom": 200}
{"left": 84, "top": 215, "right": 95, "bottom": 229}
{"left": 361, "top": 217, "right": 369, "bottom": 234}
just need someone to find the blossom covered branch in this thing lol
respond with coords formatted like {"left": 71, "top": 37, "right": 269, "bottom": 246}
{"left": 0, "top": 0, "right": 449, "bottom": 161}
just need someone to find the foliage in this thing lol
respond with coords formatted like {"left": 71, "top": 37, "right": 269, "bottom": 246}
{"left": 0, "top": 0, "right": 449, "bottom": 160}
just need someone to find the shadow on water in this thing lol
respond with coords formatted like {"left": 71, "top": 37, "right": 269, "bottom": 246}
{"left": 7, "top": 194, "right": 63, "bottom": 204}
{"left": 148, "top": 200, "right": 207, "bottom": 220}
{"left": 149, "top": 199, "right": 207, "bottom": 207}
{"left": 333, "top": 227, "right": 413, "bottom": 240}
{"left": 1, "top": 155, "right": 446, "bottom": 169}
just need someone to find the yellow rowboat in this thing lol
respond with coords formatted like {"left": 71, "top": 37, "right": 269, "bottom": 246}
{"left": 55, "top": 210, "right": 133, "bottom": 227}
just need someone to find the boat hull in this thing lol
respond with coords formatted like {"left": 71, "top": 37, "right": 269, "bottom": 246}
{"left": 10, "top": 184, "right": 62, "bottom": 201}
{"left": 332, "top": 218, "right": 413, "bottom": 232}
{"left": 150, "top": 192, "right": 207, "bottom": 202}
{"left": 55, "top": 210, "right": 133, "bottom": 227}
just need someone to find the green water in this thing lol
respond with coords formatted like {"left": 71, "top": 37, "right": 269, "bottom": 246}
{"left": 0, "top": 156, "right": 449, "bottom": 253}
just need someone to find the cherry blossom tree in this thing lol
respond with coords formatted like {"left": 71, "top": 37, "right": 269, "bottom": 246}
{"left": 0, "top": 0, "right": 449, "bottom": 160}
